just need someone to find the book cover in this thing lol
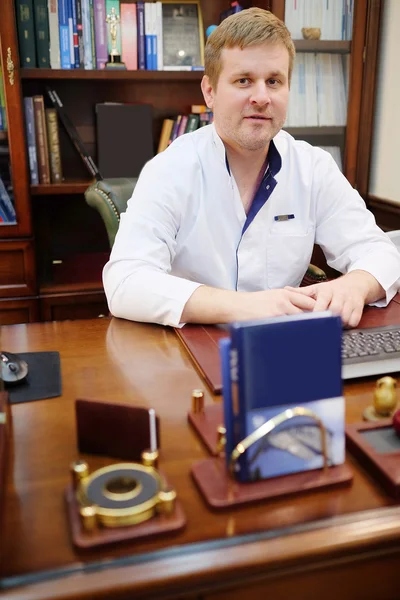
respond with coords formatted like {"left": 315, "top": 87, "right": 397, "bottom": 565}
{"left": 45, "top": 108, "right": 63, "bottom": 183}
{"left": 70, "top": 0, "right": 80, "bottom": 67}
{"left": 144, "top": 2, "right": 152, "bottom": 70}
{"left": 33, "top": 95, "right": 51, "bottom": 184}
{"left": 89, "top": 0, "right": 97, "bottom": 68}
{"left": 58, "top": 0, "right": 72, "bottom": 68}
{"left": 222, "top": 312, "right": 344, "bottom": 482}
{"left": 94, "top": 0, "right": 108, "bottom": 69}
{"left": 75, "top": 0, "right": 85, "bottom": 67}
{"left": 81, "top": 0, "right": 93, "bottom": 69}
{"left": 136, "top": 1, "right": 146, "bottom": 70}
{"left": 15, "top": 0, "right": 37, "bottom": 67}
{"left": 157, "top": 118, "right": 174, "bottom": 153}
{"left": 46, "top": 87, "right": 102, "bottom": 180}
{"left": 120, "top": 2, "right": 138, "bottom": 70}
{"left": 23, "top": 97, "right": 39, "bottom": 184}
{"left": 47, "top": 0, "right": 61, "bottom": 68}
{"left": 96, "top": 102, "right": 153, "bottom": 177}
{"left": 0, "top": 176, "right": 16, "bottom": 223}
{"left": 33, "top": 0, "right": 51, "bottom": 67}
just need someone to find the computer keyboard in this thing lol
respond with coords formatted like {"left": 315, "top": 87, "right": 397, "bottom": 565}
{"left": 342, "top": 324, "right": 400, "bottom": 379}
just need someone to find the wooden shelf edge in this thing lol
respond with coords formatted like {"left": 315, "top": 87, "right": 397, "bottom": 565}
{"left": 20, "top": 68, "right": 204, "bottom": 81}
{"left": 285, "top": 126, "right": 346, "bottom": 136}
{"left": 294, "top": 40, "right": 351, "bottom": 53}
{"left": 31, "top": 181, "right": 94, "bottom": 195}
{"left": 39, "top": 281, "right": 104, "bottom": 295}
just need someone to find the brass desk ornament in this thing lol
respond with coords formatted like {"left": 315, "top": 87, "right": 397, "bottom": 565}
{"left": 105, "top": 7, "right": 126, "bottom": 69}
{"left": 363, "top": 376, "right": 398, "bottom": 422}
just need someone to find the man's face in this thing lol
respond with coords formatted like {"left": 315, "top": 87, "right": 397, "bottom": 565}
{"left": 202, "top": 42, "right": 290, "bottom": 153}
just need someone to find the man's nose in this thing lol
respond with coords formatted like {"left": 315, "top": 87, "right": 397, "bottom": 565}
{"left": 250, "top": 82, "right": 271, "bottom": 106}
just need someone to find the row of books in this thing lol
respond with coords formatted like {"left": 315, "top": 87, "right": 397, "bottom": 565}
{"left": 0, "top": 68, "right": 6, "bottom": 131}
{"left": 157, "top": 106, "right": 213, "bottom": 153}
{"left": 15, "top": 0, "right": 201, "bottom": 71}
{"left": 285, "top": 0, "right": 354, "bottom": 41}
{"left": 285, "top": 53, "right": 348, "bottom": 127}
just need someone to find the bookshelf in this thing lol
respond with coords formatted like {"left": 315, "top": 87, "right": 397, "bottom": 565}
{"left": 0, "top": 0, "right": 384, "bottom": 324}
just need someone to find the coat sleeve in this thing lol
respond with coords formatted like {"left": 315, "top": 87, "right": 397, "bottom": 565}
{"left": 314, "top": 152, "right": 400, "bottom": 306}
{"left": 102, "top": 152, "right": 202, "bottom": 327}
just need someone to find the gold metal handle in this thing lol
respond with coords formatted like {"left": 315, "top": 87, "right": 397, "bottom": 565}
{"left": 7, "top": 48, "right": 15, "bottom": 86}
{"left": 230, "top": 406, "right": 328, "bottom": 476}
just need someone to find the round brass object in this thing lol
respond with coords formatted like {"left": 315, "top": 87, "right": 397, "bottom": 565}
{"left": 141, "top": 449, "right": 159, "bottom": 468}
{"left": 192, "top": 389, "right": 205, "bottom": 414}
{"left": 75, "top": 463, "right": 170, "bottom": 528}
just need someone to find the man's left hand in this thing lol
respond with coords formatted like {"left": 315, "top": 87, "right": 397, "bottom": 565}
{"left": 285, "top": 270, "right": 385, "bottom": 328}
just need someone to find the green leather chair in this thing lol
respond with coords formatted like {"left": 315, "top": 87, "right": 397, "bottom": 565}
{"left": 85, "top": 177, "right": 327, "bottom": 284}
{"left": 85, "top": 178, "right": 138, "bottom": 248}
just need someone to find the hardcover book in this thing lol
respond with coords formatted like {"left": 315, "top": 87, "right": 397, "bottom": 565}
{"left": 96, "top": 102, "right": 153, "bottom": 177}
{"left": 15, "top": 0, "right": 37, "bottom": 67}
{"left": 220, "top": 312, "right": 344, "bottom": 482}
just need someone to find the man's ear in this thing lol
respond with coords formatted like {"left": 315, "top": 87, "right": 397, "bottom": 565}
{"left": 201, "top": 75, "right": 214, "bottom": 109}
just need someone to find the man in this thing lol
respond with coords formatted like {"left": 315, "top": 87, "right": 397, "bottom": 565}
{"left": 103, "top": 8, "right": 400, "bottom": 328}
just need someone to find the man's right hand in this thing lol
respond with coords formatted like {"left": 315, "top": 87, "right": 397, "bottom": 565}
{"left": 181, "top": 286, "right": 317, "bottom": 324}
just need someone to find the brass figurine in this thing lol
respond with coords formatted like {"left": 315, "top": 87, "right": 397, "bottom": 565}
{"left": 363, "top": 376, "right": 397, "bottom": 421}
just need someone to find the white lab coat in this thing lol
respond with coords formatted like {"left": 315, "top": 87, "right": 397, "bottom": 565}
{"left": 103, "top": 124, "right": 400, "bottom": 327}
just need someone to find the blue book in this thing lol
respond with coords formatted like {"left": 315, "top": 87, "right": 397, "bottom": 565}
{"left": 136, "top": 2, "right": 146, "bottom": 70}
{"left": 23, "top": 97, "right": 39, "bottom": 185}
{"left": 58, "top": 0, "right": 72, "bottom": 68}
{"left": 220, "top": 312, "right": 344, "bottom": 482}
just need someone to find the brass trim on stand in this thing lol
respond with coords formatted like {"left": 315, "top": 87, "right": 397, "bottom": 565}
{"left": 230, "top": 406, "right": 329, "bottom": 477}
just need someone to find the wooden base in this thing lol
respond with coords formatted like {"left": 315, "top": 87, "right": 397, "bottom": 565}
{"left": 65, "top": 483, "right": 186, "bottom": 549}
{"left": 188, "top": 404, "right": 223, "bottom": 455}
{"left": 191, "top": 457, "right": 353, "bottom": 509}
{"left": 346, "top": 420, "right": 400, "bottom": 498}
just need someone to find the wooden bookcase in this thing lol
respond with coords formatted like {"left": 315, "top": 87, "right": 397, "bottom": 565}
{"left": 0, "top": 0, "right": 382, "bottom": 324}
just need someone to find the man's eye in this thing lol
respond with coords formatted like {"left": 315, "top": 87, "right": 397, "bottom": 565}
{"left": 238, "top": 78, "right": 250, "bottom": 85}
{"left": 268, "top": 79, "right": 279, "bottom": 86}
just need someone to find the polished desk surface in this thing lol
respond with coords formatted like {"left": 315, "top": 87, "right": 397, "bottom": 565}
{"left": 2, "top": 302, "right": 400, "bottom": 600}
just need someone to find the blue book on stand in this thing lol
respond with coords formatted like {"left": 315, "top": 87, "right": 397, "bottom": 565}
{"left": 219, "top": 312, "right": 344, "bottom": 483}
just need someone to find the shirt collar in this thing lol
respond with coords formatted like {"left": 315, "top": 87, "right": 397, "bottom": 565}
{"left": 211, "top": 123, "right": 282, "bottom": 177}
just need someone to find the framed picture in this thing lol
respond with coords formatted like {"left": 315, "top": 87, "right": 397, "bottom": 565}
{"left": 161, "top": 1, "right": 205, "bottom": 70}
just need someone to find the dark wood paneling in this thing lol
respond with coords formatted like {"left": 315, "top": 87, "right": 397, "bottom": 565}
{"left": 356, "top": 0, "right": 383, "bottom": 198}
{"left": 0, "top": 297, "right": 39, "bottom": 324}
{"left": 0, "top": 0, "right": 32, "bottom": 238}
{"left": 39, "top": 290, "right": 109, "bottom": 321}
{"left": 367, "top": 195, "right": 400, "bottom": 231}
{"left": 0, "top": 239, "right": 36, "bottom": 297}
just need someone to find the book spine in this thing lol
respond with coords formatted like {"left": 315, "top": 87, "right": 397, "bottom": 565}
{"left": 58, "top": 0, "right": 72, "bottom": 68}
{"left": 136, "top": 1, "right": 145, "bottom": 70}
{"left": 120, "top": 3, "right": 137, "bottom": 70}
{"left": 75, "top": 0, "right": 85, "bottom": 67}
{"left": 150, "top": 2, "right": 157, "bottom": 71}
{"left": 70, "top": 0, "right": 80, "bottom": 67}
{"left": 45, "top": 108, "right": 63, "bottom": 183}
{"left": 15, "top": 0, "right": 37, "bottom": 67}
{"left": 33, "top": 0, "right": 51, "bottom": 67}
{"left": 155, "top": 1, "right": 163, "bottom": 71}
{"left": 229, "top": 329, "right": 247, "bottom": 481}
{"left": 93, "top": 0, "right": 108, "bottom": 69}
{"left": 23, "top": 97, "right": 39, "bottom": 185}
{"left": 0, "top": 68, "right": 6, "bottom": 130}
{"left": 89, "top": 0, "right": 97, "bottom": 68}
{"left": 81, "top": 0, "right": 93, "bottom": 68}
{"left": 144, "top": 2, "right": 151, "bottom": 70}
{"left": 46, "top": 87, "right": 102, "bottom": 180}
{"left": 185, "top": 114, "right": 200, "bottom": 133}
{"left": 33, "top": 96, "right": 51, "bottom": 184}
{"left": 47, "top": 0, "right": 61, "bottom": 68}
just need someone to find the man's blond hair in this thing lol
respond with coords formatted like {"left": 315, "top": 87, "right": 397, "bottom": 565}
{"left": 205, "top": 7, "right": 295, "bottom": 88}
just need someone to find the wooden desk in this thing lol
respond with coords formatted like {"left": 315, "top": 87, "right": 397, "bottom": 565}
{"left": 2, "top": 303, "right": 400, "bottom": 600}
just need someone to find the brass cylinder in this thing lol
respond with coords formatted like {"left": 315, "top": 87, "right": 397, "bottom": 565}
{"left": 192, "top": 389, "right": 204, "bottom": 414}
{"left": 71, "top": 460, "right": 89, "bottom": 488}
{"left": 216, "top": 425, "right": 227, "bottom": 455}
{"left": 80, "top": 505, "right": 97, "bottom": 531}
{"left": 141, "top": 449, "right": 159, "bottom": 468}
{"left": 157, "top": 488, "right": 176, "bottom": 515}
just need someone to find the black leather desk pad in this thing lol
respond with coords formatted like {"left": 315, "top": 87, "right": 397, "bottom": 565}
{"left": 6, "top": 352, "right": 62, "bottom": 405}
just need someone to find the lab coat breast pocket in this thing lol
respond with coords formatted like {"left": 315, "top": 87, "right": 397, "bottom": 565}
{"left": 266, "top": 224, "right": 315, "bottom": 289}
